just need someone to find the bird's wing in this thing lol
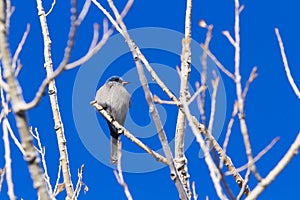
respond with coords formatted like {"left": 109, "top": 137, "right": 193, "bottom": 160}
{"left": 95, "top": 84, "right": 111, "bottom": 110}
{"left": 109, "top": 85, "right": 130, "bottom": 125}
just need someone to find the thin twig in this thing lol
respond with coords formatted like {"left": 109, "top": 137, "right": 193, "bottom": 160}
{"left": 72, "top": 164, "right": 85, "bottom": 199}
{"left": 3, "top": 119, "right": 16, "bottom": 200}
{"left": 200, "top": 45, "right": 235, "bottom": 80}
{"left": 30, "top": 127, "right": 54, "bottom": 195}
{"left": 53, "top": 161, "right": 62, "bottom": 196}
{"left": 45, "top": 0, "right": 56, "bottom": 16}
{"left": 236, "top": 168, "right": 251, "bottom": 200}
{"left": 12, "top": 23, "right": 30, "bottom": 71}
{"left": 192, "top": 182, "right": 198, "bottom": 200}
{"left": 225, "top": 137, "right": 280, "bottom": 176}
{"left": 275, "top": 28, "right": 300, "bottom": 99}
{"left": 222, "top": 30, "right": 235, "bottom": 47}
{"left": 6, "top": 117, "right": 25, "bottom": 155}
{"left": 66, "top": 22, "right": 113, "bottom": 70}
{"left": 113, "top": 142, "right": 133, "bottom": 200}
{"left": 220, "top": 102, "right": 238, "bottom": 169}
{"left": 188, "top": 85, "right": 206, "bottom": 105}
{"left": 246, "top": 133, "right": 300, "bottom": 200}
{"left": 198, "top": 22, "right": 213, "bottom": 125}
{"left": 242, "top": 66, "right": 258, "bottom": 98}
{"left": 207, "top": 76, "right": 219, "bottom": 135}
{"left": 153, "top": 94, "right": 177, "bottom": 105}
{"left": 76, "top": 0, "right": 91, "bottom": 26}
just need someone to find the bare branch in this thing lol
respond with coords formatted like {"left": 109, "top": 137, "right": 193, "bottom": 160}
{"left": 188, "top": 85, "right": 206, "bottom": 105}
{"left": 153, "top": 94, "right": 177, "bottom": 105}
{"left": 222, "top": 30, "right": 235, "bottom": 47}
{"left": 194, "top": 118, "right": 250, "bottom": 195}
{"left": 192, "top": 182, "right": 198, "bottom": 200}
{"left": 53, "top": 161, "right": 62, "bottom": 196}
{"left": 200, "top": 45, "right": 235, "bottom": 80}
{"left": 34, "top": 0, "right": 75, "bottom": 198}
{"left": 65, "top": 23, "right": 113, "bottom": 70}
{"left": 181, "top": 93, "right": 228, "bottom": 200}
{"left": 76, "top": 0, "right": 91, "bottom": 26}
{"left": 198, "top": 22, "right": 213, "bottom": 125}
{"left": 0, "top": 1, "right": 51, "bottom": 198}
{"left": 3, "top": 119, "right": 16, "bottom": 200}
{"left": 275, "top": 28, "right": 300, "bottom": 99}
{"left": 6, "top": 117, "right": 25, "bottom": 155}
{"left": 0, "top": 167, "right": 5, "bottom": 192}
{"left": 45, "top": 0, "right": 56, "bottom": 16}
{"left": 220, "top": 102, "right": 238, "bottom": 169}
{"left": 233, "top": 0, "right": 261, "bottom": 182}
{"left": 12, "top": 23, "right": 30, "bottom": 71}
{"left": 113, "top": 142, "right": 133, "bottom": 200}
{"left": 246, "top": 133, "right": 300, "bottom": 200}
{"left": 207, "top": 76, "right": 219, "bottom": 135}
{"left": 30, "top": 127, "right": 54, "bottom": 195}
{"left": 72, "top": 164, "right": 86, "bottom": 199}
{"left": 225, "top": 137, "right": 280, "bottom": 176}
{"left": 91, "top": 101, "right": 168, "bottom": 164}
{"left": 174, "top": 0, "right": 193, "bottom": 195}
{"left": 236, "top": 168, "right": 251, "bottom": 200}
{"left": 242, "top": 66, "right": 258, "bottom": 98}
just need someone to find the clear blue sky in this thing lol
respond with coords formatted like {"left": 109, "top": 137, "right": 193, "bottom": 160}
{"left": 1, "top": 0, "right": 300, "bottom": 199}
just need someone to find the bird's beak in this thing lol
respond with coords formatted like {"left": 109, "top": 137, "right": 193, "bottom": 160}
{"left": 123, "top": 81, "right": 130, "bottom": 85}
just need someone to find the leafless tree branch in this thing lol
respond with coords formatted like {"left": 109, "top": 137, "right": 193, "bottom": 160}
{"left": 0, "top": 1, "right": 51, "bottom": 199}
{"left": 90, "top": 101, "right": 168, "bottom": 164}
{"left": 275, "top": 28, "right": 300, "bottom": 99}
{"left": 34, "top": 0, "right": 75, "bottom": 198}
{"left": 114, "top": 142, "right": 133, "bottom": 200}
{"left": 246, "top": 133, "right": 300, "bottom": 200}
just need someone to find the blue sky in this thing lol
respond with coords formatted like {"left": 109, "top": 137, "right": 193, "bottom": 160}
{"left": 1, "top": 0, "right": 300, "bottom": 199}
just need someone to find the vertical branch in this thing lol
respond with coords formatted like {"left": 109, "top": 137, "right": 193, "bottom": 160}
{"left": 30, "top": 127, "right": 54, "bottom": 195}
{"left": 0, "top": 62, "right": 15, "bottom": 199}
{"left": 72, "top": 164, "right": 86, "bottom": 199}
{"left": 113, "top": 143, "right": 133, "bottom": 200}
{"left": 233, "top": 0, "right": 260, "bottom": 181}
{"left": 198, "top": 22, "right": 213, "bottom": 125}
{"left": 35, "top": 0, "right": 75, "bottom": 199}
{"left": 174, "top": 0, "right": 192, "bottom": 198}
{"left": 3, "top": 120, "right": 15, "bottom": 200}
{"left": 181, "top": 95, "right": 228, "bottom": 199}
{"left": 0, "top": 167, "right": 5, "bottom": 192}
{"left": 0, "top": 0, "right": 51, "bottom": 199}
{"left": 207, "top": 76, "right": 219, "bottom": 135}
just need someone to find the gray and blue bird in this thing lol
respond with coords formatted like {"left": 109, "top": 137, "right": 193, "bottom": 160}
{"left": 95, "top": 76, "right": 131, "bottom": 164}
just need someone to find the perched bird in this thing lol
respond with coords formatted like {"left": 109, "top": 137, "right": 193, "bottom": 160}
{"left": 95, "top": 76, "right": 131, "bottom": 164}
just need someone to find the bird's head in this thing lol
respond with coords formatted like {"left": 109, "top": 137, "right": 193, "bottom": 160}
{"left": 106, "top": 76, "right": 130, "bottom": 86}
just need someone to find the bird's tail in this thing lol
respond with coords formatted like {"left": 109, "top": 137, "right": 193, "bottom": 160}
{"left": 110, "top": 135, "right": 119, "bottom": 164}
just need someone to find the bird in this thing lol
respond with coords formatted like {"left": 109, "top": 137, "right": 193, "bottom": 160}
{"left": 95, "top": 76, "right": 131, "bottom": 164}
